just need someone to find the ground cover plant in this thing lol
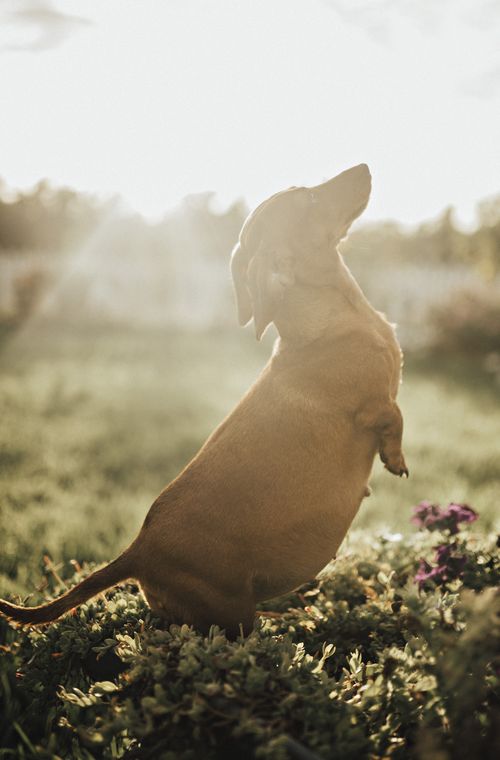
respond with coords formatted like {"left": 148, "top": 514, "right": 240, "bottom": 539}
{"left": 0, "top": 504, "right": 498, "bottom": 759}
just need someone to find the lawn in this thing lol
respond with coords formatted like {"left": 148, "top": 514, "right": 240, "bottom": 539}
{"left": 0, "top": 322, "right": 498, "bottom": 598}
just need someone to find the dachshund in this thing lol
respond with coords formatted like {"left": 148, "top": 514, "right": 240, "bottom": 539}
{"left": 0, "top": 164, "right": 407, "bottom": 637}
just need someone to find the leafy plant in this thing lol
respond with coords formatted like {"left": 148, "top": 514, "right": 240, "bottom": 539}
{"left": 0, "top": 505, "right": 498, "bottom": 759}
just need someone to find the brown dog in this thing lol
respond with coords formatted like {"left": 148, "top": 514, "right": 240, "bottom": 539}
{"left": 0, "top": 164, "right": 407, "bottom": 636}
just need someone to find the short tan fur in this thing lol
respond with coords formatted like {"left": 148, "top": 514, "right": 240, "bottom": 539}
{"left": 0, "top": 164, "right": 407, "bottom": 637}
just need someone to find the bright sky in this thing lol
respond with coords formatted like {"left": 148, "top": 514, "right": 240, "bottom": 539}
{"left": 1, "top": 0, "right": 499, "bottom": 227}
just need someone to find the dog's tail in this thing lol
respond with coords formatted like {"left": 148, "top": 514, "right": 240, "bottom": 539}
{"left": 0, "top": 550, "right": 135, "bottom": 625}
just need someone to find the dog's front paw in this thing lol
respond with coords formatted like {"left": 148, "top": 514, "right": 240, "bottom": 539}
{"left": 380, "top": 449, "right": 409, "bottom": 478}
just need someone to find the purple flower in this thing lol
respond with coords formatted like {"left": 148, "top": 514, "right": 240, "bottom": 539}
{"left": 415, "top": 559, "right": 442, "bottom": 590}
{"left": 434, "top": 542, "right": 467, "bottom": 576}
{"left": 442, "top": 503, "right": 478, "bottom": 533}
{"left": 434, "top": 543, "right": 452, "bottom": 564}
{"left": 411, "top": 501, "right": 442, "bottom": 530}
{"left": 411, "top": 501, "right": 478, "bottom": 534}
{"left": 414, "top": 542, "right": 467, "bottom": 590}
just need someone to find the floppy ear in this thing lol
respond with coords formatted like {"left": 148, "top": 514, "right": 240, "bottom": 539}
{"left": 230, "top": 242, "right": 253, "bottom": 326}
{"left": 312, "top": 163, "right": 371, "bottom": 242}
{"left": 247, "top": 245, "right": 295, "bottom": 340}
{"left": 231, "top": 239, "right": 295, "bottom": 340}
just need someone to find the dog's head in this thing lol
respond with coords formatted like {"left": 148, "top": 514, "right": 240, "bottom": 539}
{"left": 231, "top": 164, "right": 371, "bottom": 339}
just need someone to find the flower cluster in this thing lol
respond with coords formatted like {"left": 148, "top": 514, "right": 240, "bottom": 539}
{"left": 411, "top": 500, "right": 478, "bottom": 534}
{"left": 414, "top": 543, "right": 468, "bottom": 590}
{"left": 412, "top": 500, "right": 478, "bottom": 591}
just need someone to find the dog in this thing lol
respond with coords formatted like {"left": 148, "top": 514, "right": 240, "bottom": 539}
{"left": 0, "top": 164, "right": 407, "bottom": 637}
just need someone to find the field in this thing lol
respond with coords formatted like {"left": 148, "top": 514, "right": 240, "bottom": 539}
{"left": 0, "top": 324, "right": 499, "bottom": 759}
{"left": 0, "top": 323, "right": 498, "bottom": 597}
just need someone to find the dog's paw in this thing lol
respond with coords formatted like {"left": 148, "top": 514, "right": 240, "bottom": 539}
{"left": 380, "top": 451, "right": 409, "bottom": 478}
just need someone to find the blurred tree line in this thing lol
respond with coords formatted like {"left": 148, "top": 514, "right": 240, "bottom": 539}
{"left": 0, "top": 179, "right": 109, "bottom": 252}
{"left": 0, "top": 178, "right": 499, "bottom": 357}
{"left": 0, "top": 179, "right": 247, "bottom": 334}
{"left": 0, "top": 179, "right": 246, "bottom": 261}
{"left": 345, "top": 200, "right": 500, "bottom": 280}
{"left": 1, "top": 178, "right": 499, "bottom": 278}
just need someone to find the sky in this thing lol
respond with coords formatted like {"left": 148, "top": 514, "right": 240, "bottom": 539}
{"left": 0, "top": 0, "right": 499, "bottom": 228}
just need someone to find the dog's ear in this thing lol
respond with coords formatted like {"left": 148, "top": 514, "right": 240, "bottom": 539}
{"left": 231, "top": 240, "right": 295, "bottom": 340}
{"left": 247, "top": 245, "right": 295, "bottom": 340}
{"left": 311, "top": 163, "right": 371, "bottom": 242}
{"left": 232, "top": 189, "right": 299, "bottom": 339}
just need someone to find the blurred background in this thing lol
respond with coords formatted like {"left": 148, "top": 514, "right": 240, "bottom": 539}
{"left": 1, "top": 0, "right": 499, "bottom": 596}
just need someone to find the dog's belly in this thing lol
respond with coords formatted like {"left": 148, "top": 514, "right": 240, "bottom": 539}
{"left": 252, "top": 546, "right": 338, "bottom": 602}
{"left": 251, "top": 495, "right": 364, "bottom": 602}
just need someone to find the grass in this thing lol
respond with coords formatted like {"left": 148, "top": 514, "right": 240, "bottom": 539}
{"left": 0, "top": 322, "right": 498, "bottom": 597}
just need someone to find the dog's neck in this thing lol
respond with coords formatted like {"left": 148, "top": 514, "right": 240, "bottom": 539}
{"left": 273, "top": 250, "right": 377, "bottom": 348}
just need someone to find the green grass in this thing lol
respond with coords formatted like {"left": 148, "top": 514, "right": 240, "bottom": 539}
{"left": 0, "top": 323, "right": 498, "bottom": 597}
